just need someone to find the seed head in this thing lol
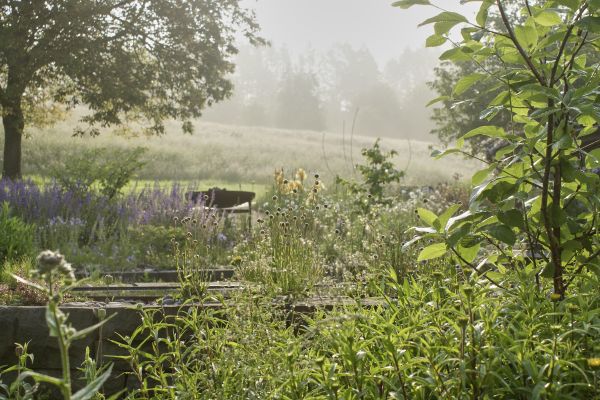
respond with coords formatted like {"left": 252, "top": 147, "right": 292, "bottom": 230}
{"left": 36, "top": 250, "right": 65, "bottom": 274}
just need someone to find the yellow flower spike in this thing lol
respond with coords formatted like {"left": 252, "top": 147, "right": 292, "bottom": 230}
{"left": 296, "top": 168, "right": 307, "bottom": 182}
{"left": 587, "top": 358, "right": 600, "bottom": 369}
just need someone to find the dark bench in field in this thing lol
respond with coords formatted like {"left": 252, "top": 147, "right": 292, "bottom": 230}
{"left": 185, "top": 188, "right": 256, "bottom": 226}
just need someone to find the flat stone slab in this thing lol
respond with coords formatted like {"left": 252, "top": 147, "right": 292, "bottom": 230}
{"left": 75, "top": 268, "right": 236, "bottom": 283}
{"left": 71, "top": 282, "right": 245, "bottom": 302}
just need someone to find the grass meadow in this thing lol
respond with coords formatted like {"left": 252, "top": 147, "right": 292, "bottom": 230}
{"left": 7, "top": 115, "right": 481, "bottom": 186}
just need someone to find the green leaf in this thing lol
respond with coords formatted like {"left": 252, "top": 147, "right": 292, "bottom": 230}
{"left": 439, "top": 47, "right": 472, "bottom": 62}
{"left": 426, "top": 95, "right": 449, "bottom": 107}
{"left": 417, "top": 208, "right": 439, "bottom": 229}
{"left": 472, "top": 165, "right": 496, "bottom": 186}
{"left": 417, "top": 243, "right": 447, "bottom": 262}
{"left": 541, "top": 262, "right": 555, "bottom": 278}
{"left": 557, "top": 0, "right": 580, "bottom": 10}
{"left": 590, "top": 0, "right": 600, "bottom": 11}
{"left": 10, "top": 274, "right": 47, "bottom": 293}
{"left": 46, "top": 306, "right": 62, "bottom": 338}
{"left": 577, "top": 16, "right": 600, "bottom": 33}
{"left": 431, "top": 148, "right": 461, "bottom": 158}
{"left": 426, "top": 34, "right": 447, "bottom": 47}
{"left": 534, "top": 11, "right": 562, "bottom": 27}
{"left": 476, "top": 1, "right": 494, "bottom": 26}
{"left": 392, "top": 0, "right": 430, "bottom": 8}
{"left": 461, "top": 125, "right": 506, "bottom": 140}
{"left": 453, "top": 73, "right": 486, "bottom": 96}
{"left": 456, "top": 242, "right": 480, "bottom": 263}
{"left": 498, "top": 210, "right": 525, "bottom": 229}
{"left": 72, "top": 365, "right": 113, "bottom": 400}
{"left": 71, "top": 313, "right": 116, "bottom": 341}
{"left": 403, "top": 235, "right": 424, "bottom": 249}
{"left": 484, "top": 224, "right": 516, "bottom": 246}
{"left": 19, "top": 371, "right": 63, "bottom": 387}
{"left": 514, "top": 22, "right": 538, "bottom": 50}
{"left": 419, "top": 11, "right": 468, "bottom": 27}
{"left": 438, "top": 204, "right": 462, "bottom": 231}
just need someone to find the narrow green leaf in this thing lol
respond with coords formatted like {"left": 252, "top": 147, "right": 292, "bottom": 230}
{"left": 72, "top": 365, "right": 114, "bottom": 400}
{"left": 417, "top": 243, "right": 447, "bottom": 262}
{"left": 19, "top": 371, "right": 63, "bottom": 387}
{"left": 403, "top": 235, "right": 424, "bottom": 249}
{"left": 10, "top": 274, "right": 47, "bottom": 293}
{"left": 426, "top": 95, "right": 449, "bottom": 107}
{"left": 71, "top": 313, "right": 116, "bottom": 341}
{"left": 431, "top": 148, "right": 461, "bottom": 158}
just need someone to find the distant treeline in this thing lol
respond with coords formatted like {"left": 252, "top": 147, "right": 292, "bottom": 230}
{"left": 202, "top": 44, "right": 440, "bottom": 141}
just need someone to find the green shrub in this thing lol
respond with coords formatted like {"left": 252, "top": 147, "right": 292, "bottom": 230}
{"left": 50, "top": 146, "right": 147, "bottom": 199}
{"left": 0, "top": 202, "right": 34, "bottom": 263}
{"left": 336, "top": 139, "right": 404, "bottom": 212}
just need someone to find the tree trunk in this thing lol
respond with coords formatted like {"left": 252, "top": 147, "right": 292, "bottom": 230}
{"left": 2, "top": 99, "right": 25, "bottom": 180}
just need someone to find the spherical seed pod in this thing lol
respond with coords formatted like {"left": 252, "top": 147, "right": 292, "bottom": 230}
{"left": 96, "top": 308, "right": 107, "bottom": 321}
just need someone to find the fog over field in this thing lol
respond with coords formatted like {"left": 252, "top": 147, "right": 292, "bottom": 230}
{"left": 199, "top": 0, "right": 480, "bottom": 141}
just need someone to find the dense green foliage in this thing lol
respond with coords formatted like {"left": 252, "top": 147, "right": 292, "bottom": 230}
{"left": 50, "top": 147, "right": 147, "bottom": 199}
{"left": 396, "top": 0, "right": 600, "bottom": 297}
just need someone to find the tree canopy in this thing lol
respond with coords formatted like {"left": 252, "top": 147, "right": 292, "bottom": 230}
{"left": 0, "top": 0, "right": 264, "bottom": 179}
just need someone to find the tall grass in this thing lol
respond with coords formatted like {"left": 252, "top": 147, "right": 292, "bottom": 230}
{"left": 1, "top": 118, "right": 481, "bottom": 185}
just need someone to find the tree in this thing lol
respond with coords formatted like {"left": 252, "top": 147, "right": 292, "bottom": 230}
{"left": 427, "top": 1, "right": 600, "bottom": 157}
{"left": 275, "top": 70, "right": 325, "bottom": 131}
{"left": 0, "top": 0, "right": 264, "bottom": 179}
{"left": 396, "top": 0, "right": 600, "bottom": 297}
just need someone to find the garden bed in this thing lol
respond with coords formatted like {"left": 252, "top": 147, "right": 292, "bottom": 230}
{"left": 0, "top": 297, "right": 384, "bottom": 394}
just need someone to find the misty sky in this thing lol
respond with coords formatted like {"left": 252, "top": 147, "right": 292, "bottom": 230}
{"left": 244, "top": 0, "right": 479, "bottom": 65}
